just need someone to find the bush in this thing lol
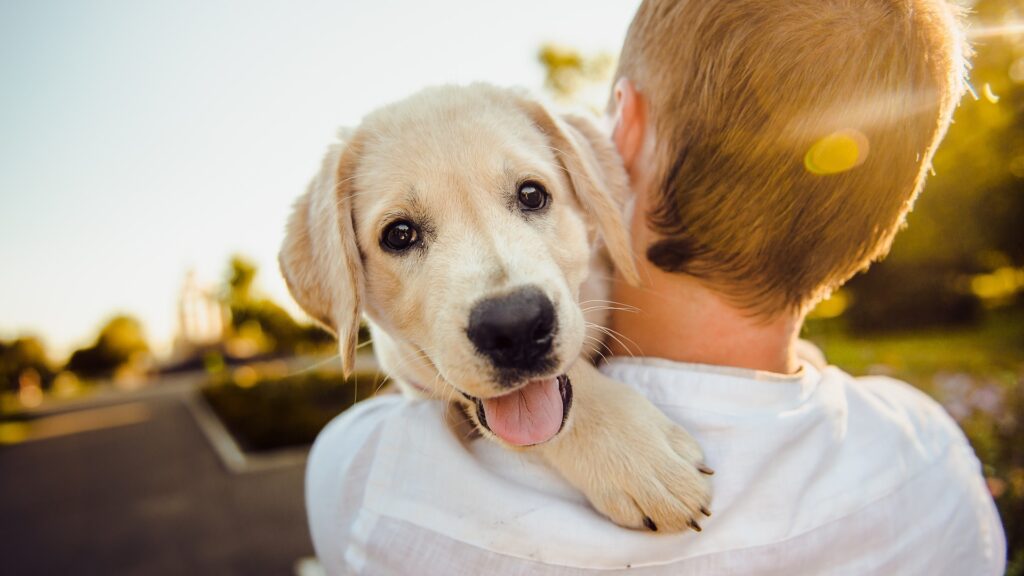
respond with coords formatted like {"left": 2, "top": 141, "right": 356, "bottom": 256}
{"left": 0, "top": 337, "right": 53, "bottom": 392}
{"left": 201, "top": 370, "right": 381, "bottom": 452}
{"left": 66, "top": 315, "right": 149, "bottom": 379}
{"left": 844, "top": 261, "right": 981, "bottom": 334}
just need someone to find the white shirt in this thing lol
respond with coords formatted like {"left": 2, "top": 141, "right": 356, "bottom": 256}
{"left": 306, "top": 357, "right": 1006, "bottom": 575}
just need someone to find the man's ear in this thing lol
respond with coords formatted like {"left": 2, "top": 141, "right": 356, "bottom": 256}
{"left": 279, "top": 132, "right": 365, "bottom": 376}
{"left": 611, "top": 77, "right": 647, "bottom": 178}
{"left": 519, "top": 98, "right": 640, "bottom": 285}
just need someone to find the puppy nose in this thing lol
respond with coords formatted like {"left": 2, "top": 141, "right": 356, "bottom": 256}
{"left": 467, "top": 286, "right": 556, "bottom": 370}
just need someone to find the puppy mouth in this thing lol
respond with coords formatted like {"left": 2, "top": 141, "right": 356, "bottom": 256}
{"left": 464, "top": 374, "right": 572, "bottom": 446}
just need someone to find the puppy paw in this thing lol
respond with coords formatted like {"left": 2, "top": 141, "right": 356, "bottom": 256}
{"left": 585, "top": 422, "right": 713, "bottom": 533}
{"left": 537, "top": 362, "right": 713, "bottom": 533}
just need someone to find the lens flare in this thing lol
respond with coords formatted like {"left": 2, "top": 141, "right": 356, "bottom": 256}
{"left": 1011, "top": 58, "right": 1024, "bottom": 84}
{"left": 804, "top": 130, "right": 869, "bottom": 175}
{"left": 982, "top": 83, "right": 1000, "bottom": 104}
{"left": 967, "top": 22, "right": 1024, "bottom": 40}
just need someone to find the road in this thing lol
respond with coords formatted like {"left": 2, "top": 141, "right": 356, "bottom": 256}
{"left": 0, "top": 391, "right": 314, "bottom": 575}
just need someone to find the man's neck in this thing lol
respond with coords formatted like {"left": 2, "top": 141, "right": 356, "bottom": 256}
{"left": 607, "top": 265, "right": 803, "bottom": 375}
{"left": 605, "top": 104, "right": 802, "bottom": 375}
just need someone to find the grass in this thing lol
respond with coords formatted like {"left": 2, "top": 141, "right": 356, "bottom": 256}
{"left": 804, "top": 305, "right": 1023, "bottom": 392}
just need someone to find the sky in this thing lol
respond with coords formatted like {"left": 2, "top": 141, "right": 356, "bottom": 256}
{"left": 0, "top": 0, "right": 642, "bottom": 358}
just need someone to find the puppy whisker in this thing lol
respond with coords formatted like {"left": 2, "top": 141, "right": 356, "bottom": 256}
{"left": 587, "top": 322, "right": 641, "bottom": 358}
{"left": 283, "top": 354, "right": 344, "bottom": 378}
{"left": 579, "top": 299, "right": 641, "bottom": 313}
{"left": 581, "top": 305, "right": 640, "bottom": 314}
{"left": 583, "top": 334, "right": 612, "bottom": 365}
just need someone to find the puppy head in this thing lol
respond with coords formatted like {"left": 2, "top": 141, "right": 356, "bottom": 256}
{"left": 281, "top": 85, "right": 636, "bottom": 438}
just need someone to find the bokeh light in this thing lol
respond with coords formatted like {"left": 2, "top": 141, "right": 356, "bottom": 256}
{"left": 804, "top": 129, "right": 870, "bottom": 175}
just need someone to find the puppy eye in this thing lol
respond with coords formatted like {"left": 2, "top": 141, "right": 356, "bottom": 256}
{"left": 517, "top": 181, "right": 549, "bottom": 212}
{"left": 381, "top": 221, "right": 419, "bottom": 252}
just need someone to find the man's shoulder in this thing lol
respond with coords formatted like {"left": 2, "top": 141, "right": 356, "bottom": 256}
{"left": 306, "top": 395, "right": 460, "bottom": 571}
{"left": 803, "top": 340, "right": 967, "bottom": 450}
{"left": 830, "top": 367, "right": 971, "bottom": 453}
{"left": 596, "top": 359, "right": 1003, "bottom": 572}
{"left": 315, "top": 394, "right": 422, "bottom": 439}
{"left": 307, "top": 395, "right": 453, "bottom": 501}
{"left": 819, "top": 367, "right": 994, "bottom": 530}
{"left": 306, "top": 395, "right": 401, "bottom": 495}
{"left": 836, "top": 369, "right": 1006, "bottom": 571}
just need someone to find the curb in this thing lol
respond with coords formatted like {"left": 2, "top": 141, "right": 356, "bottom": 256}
{"left": 183, "top": 391, "right": 309, "bottom": 474}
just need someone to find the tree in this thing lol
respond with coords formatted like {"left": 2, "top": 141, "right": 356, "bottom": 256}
{"left": 0, "top": 336, "right": 53, "bottom": 392}
{"left": 66, "top": 315, "right": 150, "bottom": 379}
{"left": 537, "top": 43, "right": 615, "bottom": 108}
{"left": 222, "top": 255, "right": 333, "bottom": 356}
{"left": 227, "top": 255, "right": 258, "bottom": 304}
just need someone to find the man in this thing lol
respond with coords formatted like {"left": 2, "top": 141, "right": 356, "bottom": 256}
{"left": 306, "top": 0, "right": 1006, "bottom": 573}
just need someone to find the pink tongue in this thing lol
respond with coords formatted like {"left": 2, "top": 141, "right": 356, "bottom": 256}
{"left": 481, "top": 377, "right": 563, "bottom": 446}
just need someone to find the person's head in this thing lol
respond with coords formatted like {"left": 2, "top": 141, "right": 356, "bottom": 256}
{"left": 609, "top": 0, "right": 969, "bottom": 317}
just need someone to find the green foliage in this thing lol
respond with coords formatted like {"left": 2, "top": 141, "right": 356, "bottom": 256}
{"left": 222, "top": 255, "right": 334, "bottom": 356}
{"left": 201, "top": 370, "right": 380, "bottom": 452}
{"left": 227, "top": 255, "right": 258, "bottom": 304}
{"left": 65, "top": 315, "right": 149, "bottom": 379}
{"left": 843, "top": 261, "right": 982, "bottom": 333}
{"left": 0, "top": 337, "right": 53, "bottom": 393}
{"left": 538, "top": 43, "right": 615, "bottom": 106}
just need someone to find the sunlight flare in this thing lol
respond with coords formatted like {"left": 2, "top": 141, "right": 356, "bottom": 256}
{"left": 804, "top": 130, "right": 869, "bottom": 175}
{"left": 982, "top": 83, "right": 1000, "bottom": 104}
{"left": 967, "top": 22, "right": 1024, "bottom": 39}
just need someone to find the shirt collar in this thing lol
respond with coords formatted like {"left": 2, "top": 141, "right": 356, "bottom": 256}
{"left": 601, "top": 356, "right": 823, "bottom": 416}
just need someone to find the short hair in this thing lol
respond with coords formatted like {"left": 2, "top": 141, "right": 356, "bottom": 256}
{"left": 614, "top": 0, "right": 969, "bottom": 314}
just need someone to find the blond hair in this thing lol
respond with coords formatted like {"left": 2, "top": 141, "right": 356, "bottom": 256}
{"left": 615, "top": 0, "right": 969, "bottom": 314}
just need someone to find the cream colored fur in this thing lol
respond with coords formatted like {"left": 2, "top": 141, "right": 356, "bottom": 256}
{"left": 280, "top": 84, "right": 711, "bottom": 532}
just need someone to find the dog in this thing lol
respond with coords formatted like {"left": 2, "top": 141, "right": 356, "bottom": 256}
{"left": 280, "top": 84, "right": 712, "bottom": 532}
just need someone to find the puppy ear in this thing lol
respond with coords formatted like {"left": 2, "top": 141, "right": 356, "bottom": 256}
{"left": 520, "top": 100, "right": 640, "bottom": 285}
{"left": 279, "top": 134, "right": 365, "bottom": 376}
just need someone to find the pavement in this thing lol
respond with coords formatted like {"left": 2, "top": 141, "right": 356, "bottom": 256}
{"left": 0, "top": 388, "right": 316, "bottom": 575}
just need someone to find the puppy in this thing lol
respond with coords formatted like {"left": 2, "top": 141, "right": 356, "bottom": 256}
{"left": 280, "top": 84, "right": 712, "bottom": 532}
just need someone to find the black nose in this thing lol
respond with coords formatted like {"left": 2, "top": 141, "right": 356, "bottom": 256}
{"left": 467, "top": 286, "right": 557, "bottom": 371}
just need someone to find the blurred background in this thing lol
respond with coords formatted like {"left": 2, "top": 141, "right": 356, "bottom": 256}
{"left": 1, "top": 0, "right": 1022, "bottom": 574}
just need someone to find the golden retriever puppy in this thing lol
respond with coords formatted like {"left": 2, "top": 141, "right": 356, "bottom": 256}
{"left": 280, "top": 84, "right": 712, "bottom": 532}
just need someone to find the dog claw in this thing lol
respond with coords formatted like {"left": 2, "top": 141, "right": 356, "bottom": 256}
{"left": 698, "top": 464, "right": 715, "bottom": 475}
{"left": 643, "top": 516, "right": 657, "bottom": 532}
{"left": 689, "top": 520, "right": 702, "bottom": 532}
{"left": 700, "top": 506, "right": 711, "bottom": 517}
